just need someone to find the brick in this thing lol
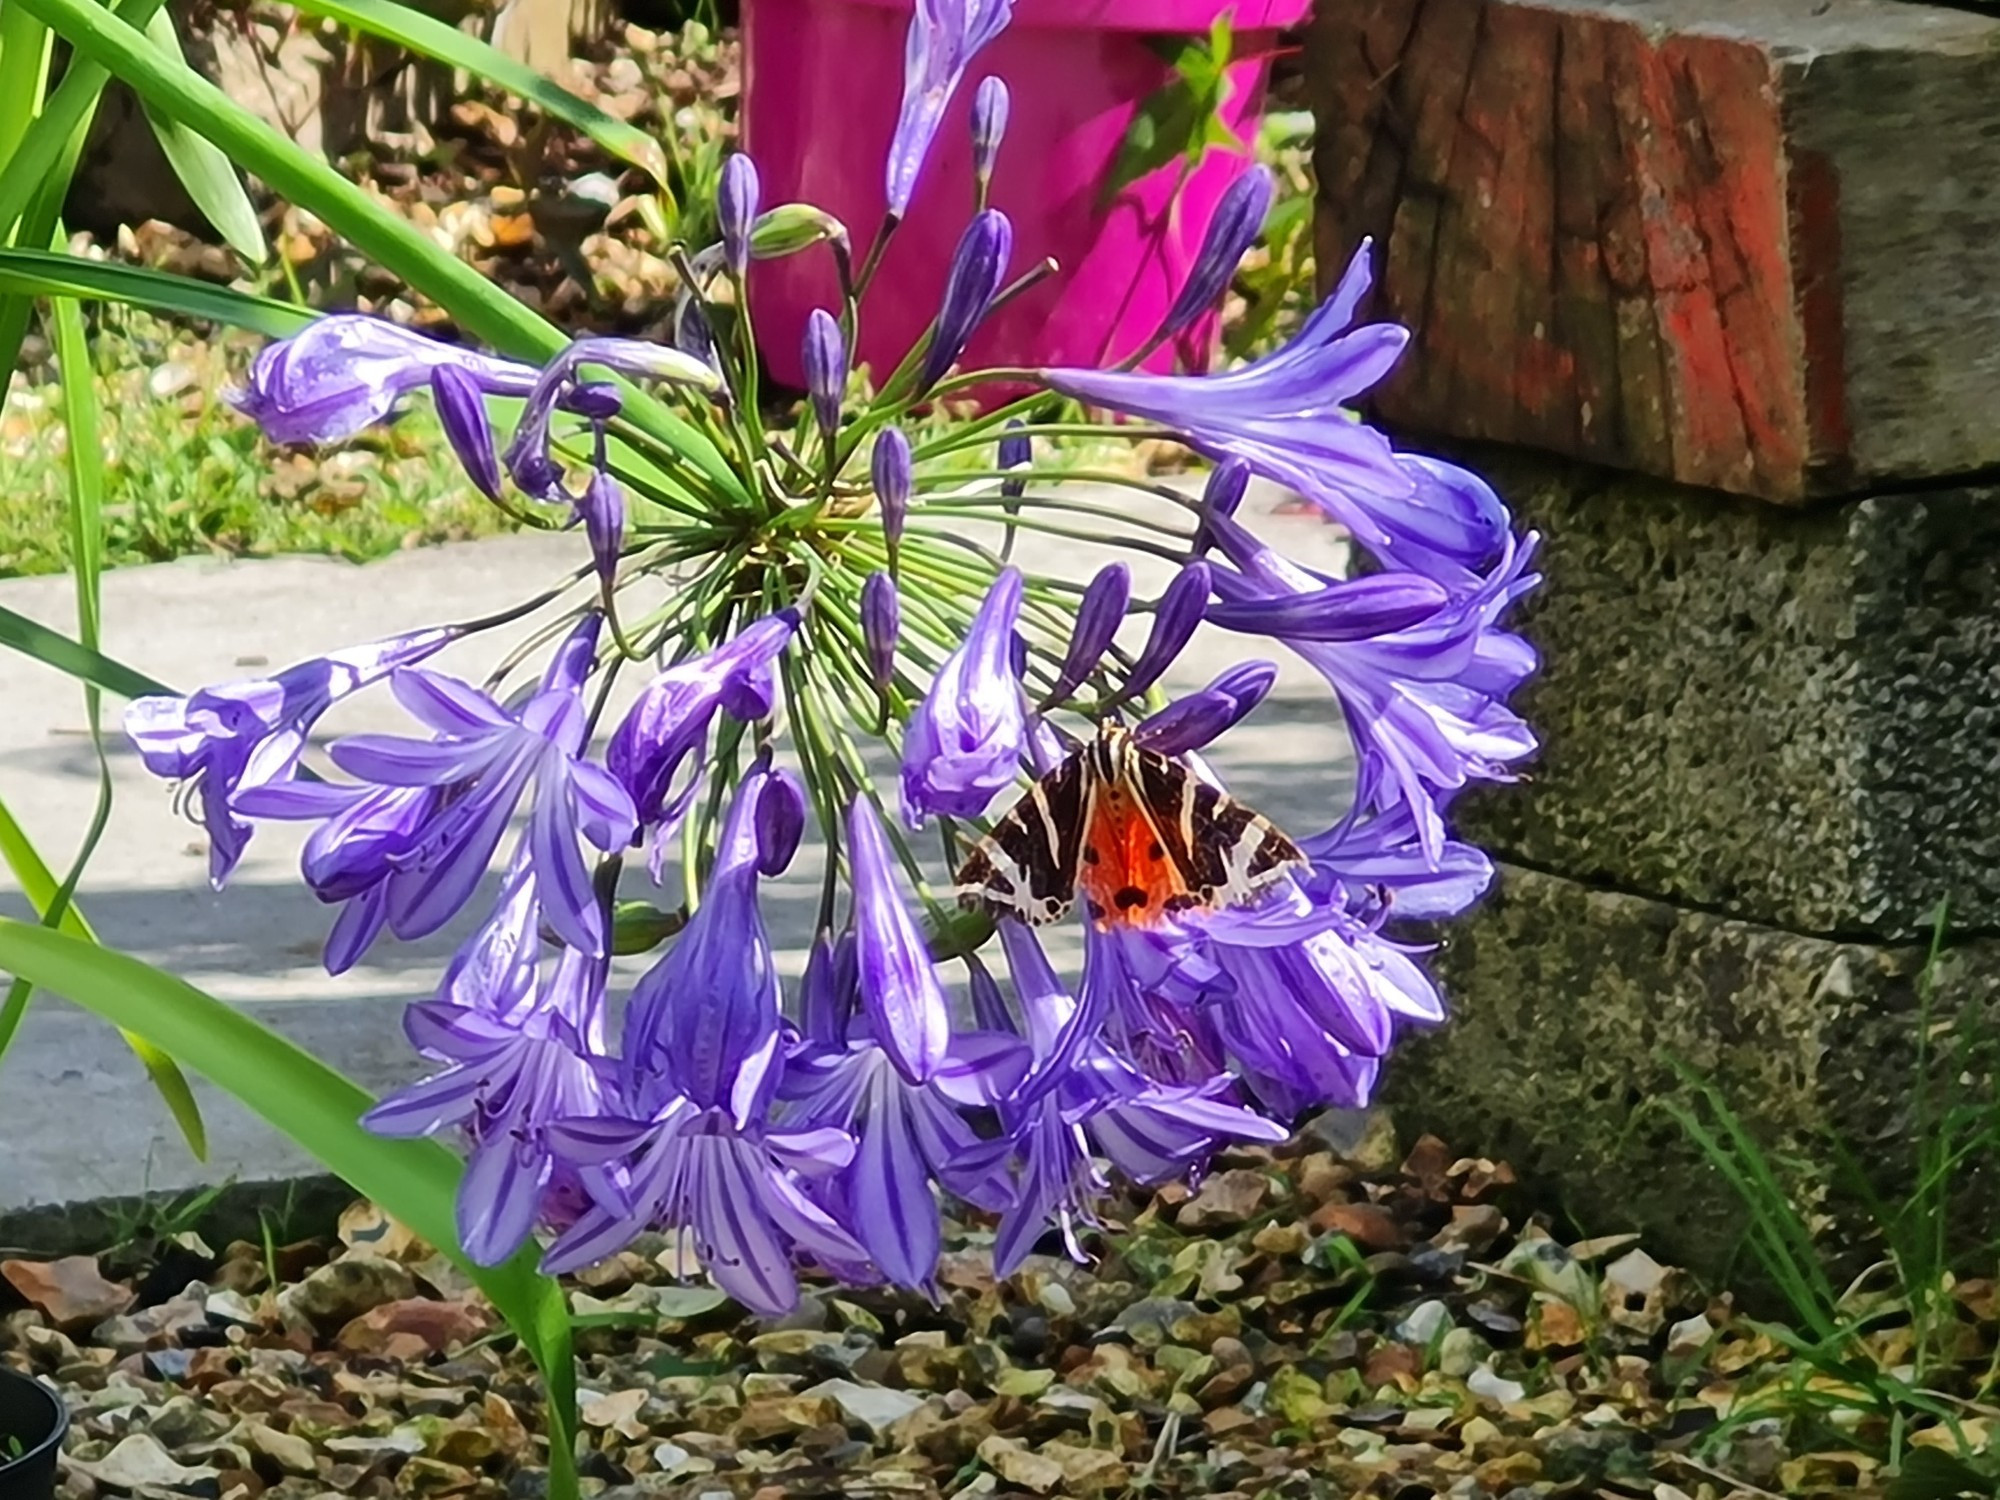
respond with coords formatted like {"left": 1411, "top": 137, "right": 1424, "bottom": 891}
{"left": 1306, "top": 0, "right": 2000, "bottom": 501}
{"left": 1455, "top": 445, "right": 2000, "bottom": 940}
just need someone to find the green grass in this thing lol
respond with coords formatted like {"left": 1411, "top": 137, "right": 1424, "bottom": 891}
{"left": 0, "top": 308, "right": 518, "bottom": 579}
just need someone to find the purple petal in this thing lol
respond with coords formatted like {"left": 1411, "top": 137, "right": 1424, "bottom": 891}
{"left": 848, "top": 797, "right": 953, "bottom": 1083}
{"left": 458, "top": 1132, "right": 548, "bottom": 1265}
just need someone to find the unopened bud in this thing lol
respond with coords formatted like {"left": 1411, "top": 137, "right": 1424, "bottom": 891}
{"left": 430, "top": 365, "right": 501, "bottom": 501}
{"left": 916, "top": 209, "right": 1011, "bottom": 396}
{"left": 1124, "top": 560, "right": 1211, "bottom": 699}
{"left": 802, "top": 309, "right": 847, "bottom": 439}
{"left": 872, "top": 426, "right": 912, "bottom": 555}
{"left": 970, "top": 77, "right": 1009, "bottom": 187}
{"left": 749, "top": 202, "right": 851, "bottom": 260}
{"left": 861, "top": 570, "right": 900, "bottom": 693}
{"left": 717, "top": 153, "right": 761, "bottom": 275}
{"left": 1044, "top": 561, "right": 1129, "bottom": 705}
{"left": 1161, "top": 165, "right": 1274, "bottom": 339}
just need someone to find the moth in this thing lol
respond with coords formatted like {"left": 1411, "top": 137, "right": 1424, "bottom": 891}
{"left": 954, "top": 722, "right": 1305, "bottom": 928}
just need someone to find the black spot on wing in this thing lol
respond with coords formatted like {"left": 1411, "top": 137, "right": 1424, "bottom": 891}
{"left": 953, "top": 748, "right": 1092, "bottom": 924}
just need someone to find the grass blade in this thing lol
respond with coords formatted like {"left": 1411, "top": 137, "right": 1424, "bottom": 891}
{"left": 285, "top": 0, "right": 668, "bottom": 184}
{"left": 0, "top": 796, "right": 207, "bottom": 1157}
{"left": 0, "top": 602, "right": 173, "bottom": 697}
{"left": 0, "top": 247, "right": 311, "bottom": 335}
{"left": 0, "top": 919, "right": 579, "bottom": 1497}
{"left": 137, "top": 8, "right": 266, "bottom": 263}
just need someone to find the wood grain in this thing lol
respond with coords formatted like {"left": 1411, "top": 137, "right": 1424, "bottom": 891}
{"left": 1306, "top": 0, "right": 2000, "bottom": 503}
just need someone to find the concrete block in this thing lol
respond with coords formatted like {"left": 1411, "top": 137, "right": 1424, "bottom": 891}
{"left": 1455, "top": 446, "right": 2000, "bottom": 940}
{"left": 1390, "top": 862, "right": 2000, "bottom": 1276}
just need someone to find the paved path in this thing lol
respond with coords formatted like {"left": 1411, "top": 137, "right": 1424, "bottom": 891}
{"left": 0, "top": 483, "right": 1354, "bottom": 1220}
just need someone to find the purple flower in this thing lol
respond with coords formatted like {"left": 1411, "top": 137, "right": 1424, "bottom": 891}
{"left": 253, "top": 615, "right": 636, "bottom": 958}
{"left": 988, "top": 922, "right": 1285, "bottom": 1275}
{"left": 543, "top": 1104, "right": 864, "bottom": 1316}
{"left": 502, "top": 337, "right": 718, "bottom": 501}
{"left": 916, "top": 209, "right": 1011, "bottom": 396}
{"left": 1132, "top": 661, "right": 1277, "bottom": 757}
{"left": 620, "top": 768, "right": 791, "bottom": 1130}
{"left": 1161, "top": 165, "right": 1273, "bottom": 341}
{"left": 577, "top": 468, "right": 625, "bottom": 585}
{"left": 802, "top": 309, "right": 847, "bottom": 438}
{"left": 1122, "top": 560, "right": 1210, "bottom": 699}
{"left": 873, "top": 427, "right": 912, "bottom": 555}
{"left": 900, "top": 566, "right": 1026, "bottom": 823}
{"left": 861, "top": 571, "right": 900, "bottom": 692}
{"left": 1205, "top": 571, "right": 1449, "bottom": 641}
{"left": 607, "top": 610, "right": 799, "bottom": 862}
{"left": 229, "top": 315, "right": 537, "bottom": 448}
{"left": 719, "top": 153, "right": 760, "bottom": 274}
{"left": 848, "top": 796, "right": 954, "bottom": 1083}
{"left": 885, "top": 0, "right": 1012, "bottom": 218}
{"left": 1208, "top": 510, "right": 1539, "bottom": 859}
{"left": 431, "top": 365, "right": 504, "bottom": 500}
{"left": 778, "top": 1035, "right": 1018, "bottom": 1292}
{"left": 364, "top": 889, "right": 613, "bottom": 1265}
{"left": 998, "top": 421, "right": 1030, "bottom": 501}
{"left": 1043, "top": 561, "right": 1129, "bottom": 705}
{"left": 1046, "top": 241, "right": 1446, "bottom": 570}
{"left": 970, "top": 76, "right": 1008, "bottom": 187}
{"left": 124, "top": 628, "right": 453, "bottom": 888}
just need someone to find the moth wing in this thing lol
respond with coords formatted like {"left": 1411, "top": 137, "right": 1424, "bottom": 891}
{"left": 953, "top": 749, "right": 1094, "bottom": 926}
{"left": 1127, "top": 743, "right": 1305, "bottom": 911}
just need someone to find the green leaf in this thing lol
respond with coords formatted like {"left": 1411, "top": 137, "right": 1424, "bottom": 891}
{"left": 0, "top": 797, "right": 206, "bottom": 1159}
{"left": 1104, "top": 15, "right": 1241, "bottom": 198}
{"left": 138, "top": 8, "right": 266, "bottom": 263}
{"left": 0, "top": 603, "right": 175, "bottom": 698}
{"left": 0, "top": 919, "right": 579, "bottom": 1496}
{"left": 284, "top": 0, "right": 668, "bottom": 185}
{"left": 7, "top": 0, "right": 742, "bottom": 507}
{"left": 0, "top": 247, "right": 311, "bottom": 335}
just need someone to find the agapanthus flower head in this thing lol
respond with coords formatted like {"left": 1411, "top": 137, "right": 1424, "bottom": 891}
{"left": 900, "top": 566, "right": 1026, "bottom": 823}
{"left": 886, "top": 0, "right": 1012, "bottom": 217}
{"left": 1161, "top": 164, "right": 1274, "bottom": 341}
{"left": 916, "top": 208, "right": 1012, "bottom": 396}
{"left": 125, "top": 628, "right": 455, "bottom": 888}
{"left": 180, "top": 208, "right": 1541, "bottom": 1315}
{"left": 229, "top": 314, "right": 537, "bottom": 448}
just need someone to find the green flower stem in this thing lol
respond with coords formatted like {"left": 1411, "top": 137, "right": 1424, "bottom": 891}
{"left": 918, "top": 483, "right": 1196, "bottom": 542}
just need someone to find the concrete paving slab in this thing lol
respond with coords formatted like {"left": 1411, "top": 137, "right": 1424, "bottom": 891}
{"left": 0, "top": 481, "right": 1355, "bottom": 1218}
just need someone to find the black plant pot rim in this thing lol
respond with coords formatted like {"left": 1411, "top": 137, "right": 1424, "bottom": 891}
{"left": 0, "top": 1366, "right": 67, "bottom": 1477}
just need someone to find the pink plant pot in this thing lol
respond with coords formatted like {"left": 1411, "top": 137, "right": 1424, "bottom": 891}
{"left": 741, "top": 0, "right": 1311, "bottom": 394}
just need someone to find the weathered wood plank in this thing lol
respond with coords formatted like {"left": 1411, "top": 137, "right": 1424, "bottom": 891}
{"left": 1305, "top": 0, "right": 2000, "bottom": 503}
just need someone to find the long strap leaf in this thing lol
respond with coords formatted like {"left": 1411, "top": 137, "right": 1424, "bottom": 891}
{"left": 0, "top": 919, "right": 579, "bottom": 1495}
{"left": 0, "top": 604, "right": 173, "bottom": 698}
{"left": 287, "top": 0, "right": 669, "bottom": 185}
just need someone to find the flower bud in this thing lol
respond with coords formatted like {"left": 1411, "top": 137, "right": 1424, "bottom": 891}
{"left": 1133, "top": 661, "right": 1277, "bottom": 756}
{"left": 966, "top": 952, "right": 1016, "bottom": 1035}
{"left": 749, "top": 202, "right": 851, "bottom": 260}
{"left": 861, "top": 570, "right": 900, "bottom": 693}
{"left": 717, "top": 153, "right": 761, "bottom": 275}
{"left": 562, "top": 381, "right": 623, "bottom": 422}
{"left": 1161, "top": 164, "right": 1274, "bottom": 339}
{"left": 1124, "top": 560, "right": 1210, "bottom": 699}
{"left": 430, "top": 365, "right": 502, "bottom": 500}
{"left": 916, "top": 208, "right": 1011, "bottom": 396}
{"left": 998, "top": 420, "right": 1030, "bottom": 501}
{"left": 970, "top": 76, "right": 1009, "bottom": 187}
{"left": 873, "top": 427, "right": 912, "bottom": 553}
{"left": 578, "top": 467, "right": 625, "bottom": 585}
{"left": 802, "top": 308, "right": 847, "bottom": 439}
{"left": 673, "top": 295, "right": 717, "bottom": 367}
{"left": 1043, "top": 561, "right": 1128, "bottom": 705}
{"left": 755, "top": 767, "right": 807, "bottom": 877}
{"left": 1194, "top": 458, "right": 1250, "bottom": 555}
